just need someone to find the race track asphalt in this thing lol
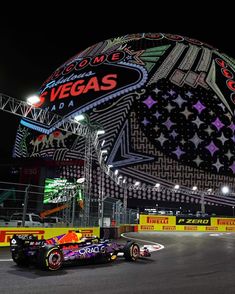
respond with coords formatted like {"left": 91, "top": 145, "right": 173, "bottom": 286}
{"left": 0, "top": 232, "right": 235, "bottom": 294}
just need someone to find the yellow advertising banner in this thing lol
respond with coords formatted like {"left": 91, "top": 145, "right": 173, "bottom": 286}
{"left": 139, "top": 215, "right": 176, "bottom": 225}
{"left": 211, "top": 217, "right": 235, "bottom": 226}
{"left": 0, "top": 227, "right": 100, "bottom": 247}
{"left": 138, "top": 215, "right": 235, "bottom": 232}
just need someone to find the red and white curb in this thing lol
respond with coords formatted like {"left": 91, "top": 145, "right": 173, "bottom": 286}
{"left": 141, "top": 244, "right": 164, "bottom": 252}
{"left": 121, "top": 233, "right": 164, "bottom": 252}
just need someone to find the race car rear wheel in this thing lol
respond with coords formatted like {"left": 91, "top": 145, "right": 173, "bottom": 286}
{"left": 12, "top": 251, "right": 28, "bottom": 266}
{"left": 38, "top": 246, "right": 63, "bottom": 271}
{"left": 123, "top": 242, "right": 140, "bottom": 261}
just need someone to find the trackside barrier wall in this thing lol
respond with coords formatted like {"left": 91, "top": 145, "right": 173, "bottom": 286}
{"left": 0, "top": 225, "right": 135, "bottom": 246}
{"left": 100, "top": 225, "right": 135, "bottom": 239}
{"left": 138, "top": 215, "right": 235, "bottom": 232}
{"left": 0, "top": 227, "right": 99, "bottom": 247}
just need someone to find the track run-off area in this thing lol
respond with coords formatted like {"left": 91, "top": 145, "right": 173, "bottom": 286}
{"left": 0, "top": 232, "right": 235, "bottom": 294}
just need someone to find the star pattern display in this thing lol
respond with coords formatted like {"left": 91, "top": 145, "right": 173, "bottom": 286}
{"left": 206, "top": 141, "right": 219, "bottom": 156}
{"left": 230, "top": 162, "right": 235, "bottom": 173}
{"left": 194, "top": 156, "right": 203, "bottom": 166}
{"left": 173, "top": 95, "right": 187, "bottom": 107}
{"left": 218, "top": 133, "right": 228, "bottom": 144}
{"left": 205, "top": 126, "right": 214, "bottom": 136}
{"left": 189, "top": 134, "right": 203, "bottom": 147}
{"left": 225, "top": 150, "right": 234, "bottom": 160}
{"left": 193, "top": 101, "right": 206, "bottom": 114}
{"left": 213, "top": 159, "right": 223, "bottom": 172}
{"left": 192, "top": 117, "right": 204, "bottom": 128}
{"left": 142, "top": 117, "right": 150, "bottom": 126}
{"left": 137, "top": 78, "right": 235, "bottom": 175}
{"left": 181, "top": 107, "right": 193, "bottom": 119}
{"left": 156, "top": 133, "right": 167, "bottom": 146}
{"left": 173, "top": 146, "right": 185, "bottom": 159}
{"left": 143, "top": 96, "right": 157, "bottom": 109}
{"left": 212, "top": 118, "right": 224, "bottom": 131}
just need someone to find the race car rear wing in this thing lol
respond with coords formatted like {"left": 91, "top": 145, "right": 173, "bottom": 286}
{"left": 10, "top": 234, "right": 45, "bottom": 249}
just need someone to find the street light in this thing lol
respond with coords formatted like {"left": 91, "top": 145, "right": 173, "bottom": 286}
{"left": 98, "top": 164, "right": 104, "bottom": 227}
{"left": 123, "top": 178, "right": 127, "bottom": 205}
{"left": 118, "top": 176, "right": 123, "bottom": 184}
{"left": 221, "top": 186, "right": 229, "bottom": 194}
{"left": 100, "top": 149, "right": 107, "bottom": 154}
{"left": 26, "top": 95, "right": 40, "bottom": 105}
{"left": 74, "top": 114, "right": 85, "bottom": 122}
{"left": 97, "top": 130, "right": 105, "bottom": 135}
{"left": 76, "top": 113, "right": 105, "bottom": 227}
{"left": 77, "top": 177, "right": 85, "bottom": 184}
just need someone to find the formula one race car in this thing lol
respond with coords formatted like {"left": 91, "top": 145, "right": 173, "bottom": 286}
{"left": 10, "top": 231, "right": 150, "bottom": 271}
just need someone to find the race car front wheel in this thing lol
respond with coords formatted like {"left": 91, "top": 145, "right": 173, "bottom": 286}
{"left": 123, "top": 242, "right": 140, "bottom": 261}
{"left": 38, "top": 246, "right": 63, "bottom": 271}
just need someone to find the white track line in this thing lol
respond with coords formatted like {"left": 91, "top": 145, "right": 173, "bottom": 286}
{"left": 0, "top": 259, "right": 12, "bottom": 262}
{"left": 121, "top": 233, "right": 165, "bottom": 251}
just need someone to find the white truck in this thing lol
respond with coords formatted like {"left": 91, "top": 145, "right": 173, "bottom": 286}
{"left": 0, "top": 213, "right": 43, "bottom": 227}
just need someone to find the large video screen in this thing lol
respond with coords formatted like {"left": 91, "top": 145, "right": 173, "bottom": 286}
{"left": 43, "top": 178, "right": 80, "bottom": 204}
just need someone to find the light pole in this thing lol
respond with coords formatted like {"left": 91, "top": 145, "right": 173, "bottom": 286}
{"left": 98, "top": 165, "right": 105, "bottom": 227}
{"left": 83, "top": 125, "right": 93, "bottom": 227}
{"left": 123, "top": 178, "right": 128, "bottom": 223}
{"left": 156, "top": 203, "right": 158, "bottom": 214}
{"left": 232, "top": 206, "right": 234, "bottom": 217}
{"left": 74, "top": 114, "right": 105, "bottom": 227}
{"left": 201, "top": 192, "right": 205, "bottom": 215}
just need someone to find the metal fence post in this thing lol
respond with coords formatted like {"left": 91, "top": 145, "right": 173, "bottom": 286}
{"left": 115, "top": 200, "right": 122, "bottom": 225}
{"left": 112, "top": 203, "right": 115, "bottom": 224}
{"left": 201, "top": 192, "right": 205, "bottom": 215}
{"left": 123, "top": 184, "right": 127, "bottom": 223}
{"left": 128, "top": 209, "right": 132, "bottom": 224}
{"left": 83, "top": 129, "right": 92, "bottom": 227}
{"left": 98, "top": 167, "right": 103, "bottom": 226}
{"left": 22, "top": 184, "right": 30, "bottom": 227}
{"left": 121, "top": 206, "right": 125, "bottom": 224}
{"left": 115, "top": 202, "right": 118, "bottom": 224}
{"left": 71, "top": 191, "right": 76, "bottom": 227}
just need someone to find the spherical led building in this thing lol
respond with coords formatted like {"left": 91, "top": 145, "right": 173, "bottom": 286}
{"left": 14, "top": 33, "right": 235, "bottom": 210}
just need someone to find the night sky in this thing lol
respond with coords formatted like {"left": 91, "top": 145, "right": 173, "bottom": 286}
{"left": 0, "top": 6, "right": 234, "bottom": 159}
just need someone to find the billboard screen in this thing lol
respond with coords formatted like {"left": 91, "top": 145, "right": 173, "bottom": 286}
{"left": 43, "top": 178, "right": 81, "bottom": 204}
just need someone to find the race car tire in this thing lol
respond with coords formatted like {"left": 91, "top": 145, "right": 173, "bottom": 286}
{"left": 123, "top": 242, "right": 140, "bottom": 261}
{"left": 12, "top": 251, "right": 28, "bottom": 266}
{"left": 37, "top": 246, "right": 63, "bottom": 271}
